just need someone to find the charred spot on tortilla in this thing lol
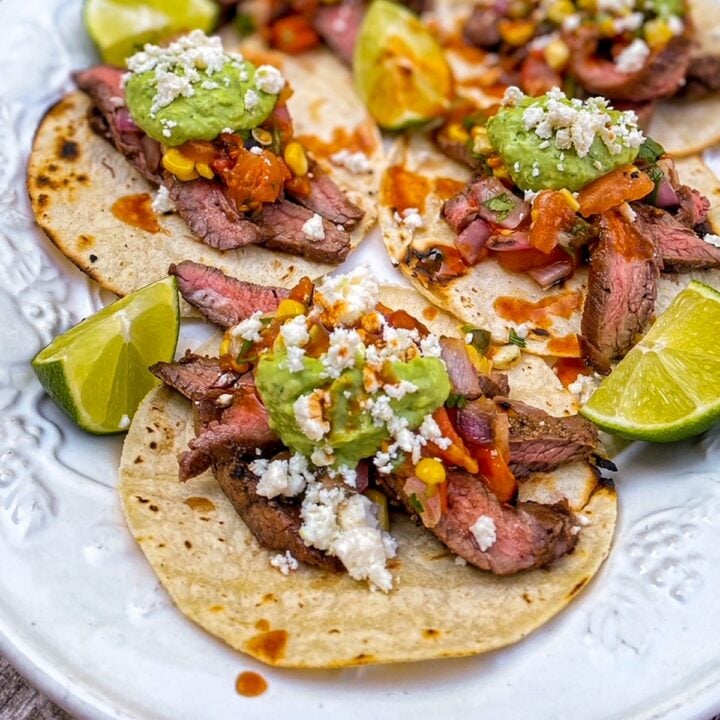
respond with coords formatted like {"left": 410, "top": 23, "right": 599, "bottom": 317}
{"left": 57, "top": 138, "right": 79, "bottom": 161}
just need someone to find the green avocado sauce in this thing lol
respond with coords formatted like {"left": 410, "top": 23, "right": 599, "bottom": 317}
{"left": 125, "top": 60, "right": 278, "bottom": 146}
{"left": 255, "top": 350, "right": 451, "bottom": 469}
{"left": 487, "top": 94, "right": 641, "bottom": 192}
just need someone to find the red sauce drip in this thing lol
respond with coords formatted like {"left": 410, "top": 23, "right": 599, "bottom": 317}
{"left": 547, "top": 333, "right": 581, "bottom": 358}
{"left": 434, "top": 177, "right": 465, "bottom": 200}
{"left": 296, "top": 123, "right": 377, "bottom": 158}
{"left": 554, "top": 357, "right": 592, "bottom": 386}
{"left": 111, "top": 194, "right": 161, "bottom": 234}
{"left": 235, "top": 671, "right": 268, "bottom": 698}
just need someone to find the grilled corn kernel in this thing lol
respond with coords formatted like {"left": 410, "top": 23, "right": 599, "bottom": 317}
{"left": 283, "top": 141, "right": 308, "bottom": 177}
{"left": 447, "top": 123, "right": 470, "bottom": 144}
{"left": 543, "top": 38, "right": 570, "bottom": 70}
{"left": 195, "top": 162, "right": 214, "bottom": 179}
{"left": 471, "top": 127, "right": 494, "bottom": 156}
{"left": 546, "top": 0, "right": 575, "bottom": 23}
{"left": 508, "top": 0, "right": 531, "bottom": 18}
{"left": 598, "top": 14, "right": 616, "bottom": 36}
{"left": 465, "top": 344, "right": 493, "bottom": 374}
{"left": 492, "top": 164, "right": 510, "bottom": 179}
{"left": 364, "top": 489, "right": 390, "bottom": 531}
{"left": 252, "top": 127, "right": 273, "bottom": 145}
{"left": 499, "top": 18, "right": 536, "bottom": 46}
{"left": 491, "top": 343, "right": 522, "bottom": 369}
{"left": 415, "top": 457, "right": 447, "bottom": 485}
{"left": 163, "top": 149, "right": 198, "bottom": 182}
{"left": 559, "top": 188, "right": 580, "bottom": 211}
{"left": 644, "top": 18, "right": 673, "bottom": 49}
{"left": 277, "top": 298, "right": 306, "bottom": 317}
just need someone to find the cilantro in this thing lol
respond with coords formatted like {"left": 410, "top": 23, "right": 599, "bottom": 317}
{"left": 637, "top": 137, "right": 666, "bottom": 164}
{"left": 233, "top": 12, "right": 256, "bottom": 37}
{"left": 462, "top": 110, "right": 490, "bottom": 132}
{"left": 235, "top": 338, "right": 255, "bottom": 364}
{"left": 446, "top": 392, "right": 468, "bottom": 409}
{"left": 482, "top": 193, "right": 515, "bottom": 221}
{"left": 461, "top": 325, "right": 491, "bottom": 355}
{"left": 409, "top": 493, "right": 424, "bottom": 514}
{"left": 509, "top": 328, "right": 527, "bottom": 348}
{"left": 645, "top": 164, "right": 665, "bottom": 204}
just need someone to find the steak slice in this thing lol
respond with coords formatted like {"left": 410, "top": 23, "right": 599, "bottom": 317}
{"left": 287, "top": 165, "right": 364, "bottom": 228}
{"left": 674, "top": 185, "right": 710, "bottom": 229}
{"left": 456, "top": 397, "right": 496, "bottom": 446}
{"left": 440, "top": 337, "right": 482, "bottom": 399}
{"left": 678, "top": 54, "right": 720, "bottom": 99}
{"left": 580, "top": 209, "right": 659, "bottom": 371}
{"left": 313, "top": 1, "right": 364, "bottom": 65}
{"left": 170, "top": 260, "right": 288, "bottom": 328}
{"left": 258, "top": 200, "right": 352, "bottom": 263}
{"left": 74, "top": 65, "right": 162, "bottom": 184}
{"left": 381, "top": 470, "right": 578, "bottom": 574}
{"left": 567, "top": 30, "right": 692, "bottom": 101}
{"left": 442, "top": 187, "right": 480, "bottom": 232}
{"left": 633, "top": 204, "right": 720, "bottom": 271}
{"left": 496, "top": 398, "right": 599, "bottom": 476}
{"left": 214, "top": 458, "right": 343, "bottom": 572}
{"left": 164, "top": 173, "right": 263, "bottom": 250}
{"left": 150, "top": 352, "right": 241, "bottom": 401}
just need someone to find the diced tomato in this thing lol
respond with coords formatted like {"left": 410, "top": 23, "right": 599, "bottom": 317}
{"left": 289, "top": 276, "right": 314, "bottom": 304}
{"left": 386, "top": 309, "right": 429, "bottom": 336}
{"left": 577, "top": 165, "right": 655, "bottom": 216}
{"left": 304, "top": 319, "right": 330, "bottom": 358}
{"left": 217, "top": 147, "right": 290, "bottom": 211}
{"left": 493, "top": 244, "right": 573, "bottom": 273}
{"left": 285, "top": 175, "right": 312, "bottom": 197}
{"left": 427, "top": 408, "right": 479, "bottom": 474}
{"left": 528, "top": 190, "right": 577, "bottom": 254}
{"left": 472, "top": 445, "right": 517, "bottom": 504}
{"left": 177, "top": 139, "right": 217, "bottom": 165}
{"left": 269, "top": 15, "right": 320, "bottom": 54}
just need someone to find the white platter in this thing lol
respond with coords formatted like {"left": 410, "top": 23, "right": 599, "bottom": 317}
{"left": 2, "top": 0, "right": 720, "bottom": 717}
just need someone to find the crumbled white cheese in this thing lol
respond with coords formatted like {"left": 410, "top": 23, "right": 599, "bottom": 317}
{"left": 215, "top": 393, "right": 233, "bottom": 408}
{"left": 597, "top": 0, "right": 635, "bottom": 12}
{"left": 109, "top": 95, "right": 125, "bottom": 108}
{"left": 330, "top": 149, "right": 372, "bottom": 174}
{"left": 255, "top": 64, "right": 285, "bottom": 94}
{"left": 301, "top": 213, "right": 326, "bottom": 241}
{"left": 702, "top": 233, "right": 720, "bottom": 248}
{"left": 160, "top": 117, "right": 178, "bottom": 138}
{"left": 515, "top": 323, "right": 529, "bottom": 339}
{"left": 284, "top": 345, "right": 306, "bottom": 372}
{"left": 152, "top": 184, "right": 176, "bottom": 214}
{"left": 323, "top": 328, "right": 364, "bottom": 378}
{"left": 293, "top": 390, "right": 330, "bottom": 441}
{"left": 249, "top": 145, "right": 263, "bottom": 155}
{"left": 244, "top": 88, "right": 259, "bottom": 110}
{"left": 310, "top": 445, "right": 335, "bottom": 467}
{"left": 383, "top": 380, "right": 419, "bottom": 400}
{"left": 578, "top": 513, "right": 592, "bottom": 526}
{"left": 613, "top": 11, "right": 644, "bottom": 32}
{"left": 667, "top": 14, "right": 684, "bottom": 35}
{"left": 418, "top": 415, "right": 452, "bottom": 450}
{"left": 618, "top": 202, "right": 637, "bottom": 223}
{"left": 567, "top": 372, "right": 601, "bottom": 404}
{"left": 327, "top": 464, "right": 358, "bottom": 489}
{"left": 314, "top": 265, "right": 380, "bottom": 327}
{"left": 230, "top": 310, "right": 263, "bottom": 342}
{"left": 280, "top": 314, "right": 309, "bottom": 347}
{"left": 420, "top": 334, "right": 443, "bottom": 358}
{"left": 502, "top": 85, "right": 525, "bottom": 107}
{"left": 201, "top": 79, "right": 219, "bottom": 90}
{"left": 454, "top": 555, "right": 468, "bottom": 566}
{"left": 119, "top": 414, "right": 131, "bottom": 429}
{"left": 270, "top": 550, "right": 299, "bottom": 575}
{"left": 615, "top": 39, "right": 650, "bottom": 74}
{"left": 562, "top": 13, "right": 581, "bottom": 30}
{"left": 469, "top": 514, "right": 497, "bottom": 552}
{"left": 399, "top": 207, "right": 424, "bottom": 231}
{"left": 252, "top": 453, "right": 313, "bottom": 499}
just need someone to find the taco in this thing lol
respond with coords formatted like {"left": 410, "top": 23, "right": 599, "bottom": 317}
{"left": 119, "top": 261, "right": 616, "bottom": 667}
{"left": 27, "top": 30, "right": 381, "bottom": 298}
{"left": 431, "top": 0, "right": 720, "bottom": 155}
{"left": 380, "top": 87, "right": 720, "bottom": 373}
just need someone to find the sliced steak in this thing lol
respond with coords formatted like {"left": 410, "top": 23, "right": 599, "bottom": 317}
{"left": 478, "top": 372, "right": 510, "bottom": 398}
{"left": 440, "top": 337, "right": 482, "bottom": 399}
{"left": 463, "top": 6, "right": 502, "bottom": 48}
{"left": 164, "top": 173, "right": 263, "bottom": 250}
{"left": 150, "top": 352, "right": 241, "bottom": 401}
{"left": 214, "top": 458, "right": 343, "bottom": 572}
{"left": 434, "top": 131, "right": 482, "bottom": 170}
{"left": 633, "top": 203, "right": 720, "bottom": 271}
{"left": 382, "top": 470, "right": 578, "bottom": 574}
{"left": 442, "top": 187, "right": 480, "bottom": 232}
{"left": 74, "top": 65, "right": 162, "bottom": 183}
{"left": 674, "top": 185, "right": 710, "bottom": 229}
{"left": 287, "top": 165, "right": 364, "bottom": 227}
{"left": 179, "top": 386, "right": 278, "bottom": 481}
{"left": 678, "top": 54, "right": 720, "bottom": 99}
{"left": 567, "top": 31, "right": 692, "bottom": 101}
{"left": 313, "top": 1, "right": 364, "bottom": 65}
{"left": 257, "top": 200, "right": 352, "bottom": 263}
{"left": 580, "top": 209, "right": 659, "bottom": 371}
{"left": 170, "top": 260, "right": 288, "bottom": 328}
{"left": 496, "top": 398, "right": 598, "bottom": 476}
{"left": 456, "top": 397, "right": 496, "bottom": 446}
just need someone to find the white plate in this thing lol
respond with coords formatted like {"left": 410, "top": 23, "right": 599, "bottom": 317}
{"left": 3, "top": 1, "right": 720, "bottom": 717}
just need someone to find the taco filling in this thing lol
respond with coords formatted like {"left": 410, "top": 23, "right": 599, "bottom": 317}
{"left": 150, "top": 261, "right": 607, "bottom": 591}
{"left": 73, "top": 30, "right": 363, "bottom": 263}
{"left": 399, "top": 88, "right": 720, "bottom": 371}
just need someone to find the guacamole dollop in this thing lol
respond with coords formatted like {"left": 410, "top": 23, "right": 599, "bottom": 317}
{"left": 487, "top": 88, "right": 644, "bottom": 192}
{"left": 124, "top": 31, "right": 282, "bottom": 146}
{"left": 255, "top": 351, "right": 451, "bottom": 469}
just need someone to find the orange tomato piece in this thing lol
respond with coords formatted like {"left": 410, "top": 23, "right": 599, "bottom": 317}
{"left": 427, "top": 407, "right": 479, "bottom": 474}
{"left": 528, "top": 190, "right": 577, "bottom": 254}
{"left": 493, "top": 244, "right": 573, "bottom": 273}
{"left": 577, "top": 165, "right": 655, "bottom": 217}
{"left": 472, "top": 445, "right": 517, "bottom": 504}
{"left": 269, "top": 15, "right": 320, "bottom": 54}
{"left": 219, "top": 147, "right": 291, "bottom": 211}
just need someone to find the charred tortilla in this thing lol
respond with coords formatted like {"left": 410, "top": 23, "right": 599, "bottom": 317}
{"left": 27, "top": 46, "right": 382, "bottom": 300}
{"left": 379, "top": 133, "right": 720, "bottom": 359}
{"left": 119, "top": 286, "right": 616, "bottom": 668}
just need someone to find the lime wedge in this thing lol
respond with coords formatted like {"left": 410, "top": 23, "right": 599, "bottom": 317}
{"left": 84, "top": 0, "right": 219, "bottom": 67}
{"left": 353, "top": 0, "right": 452, "bottom": 130}
{"left": 32, "top": 277, "right": 179, "bottom": 435}
{"left": 581, "top": 281, "right": 720, "bottom": 442}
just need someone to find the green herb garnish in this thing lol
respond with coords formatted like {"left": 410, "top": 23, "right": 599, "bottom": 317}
{"left": 482, "top": 193, "right": 515, "bottom": 221}
{"left": 409, "top": 493, "right": 424, "bottom": 514}
{"left": 637, "top": 137, "right": 666, "bottom": 164}
{"left": 446, "top": 392, "right": 468, "bottom": 409}
{"left": 461, "top": 325, "right": 492, "bottom": 355}
{"left": 509, "top": 328, "right": 527, "bottom": 348}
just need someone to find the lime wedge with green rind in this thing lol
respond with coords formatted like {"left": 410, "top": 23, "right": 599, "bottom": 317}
{"left": 32, "top": 276, "right": 179, "bottom": 435}
{"left": 353, "top": 0, "right": 452, "bottom": 130}
{"left": 581, "top": 280, "right": 720, "bottom": 442}
{"left": 84, "top": 0, "right": 219, "bottom": 67}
